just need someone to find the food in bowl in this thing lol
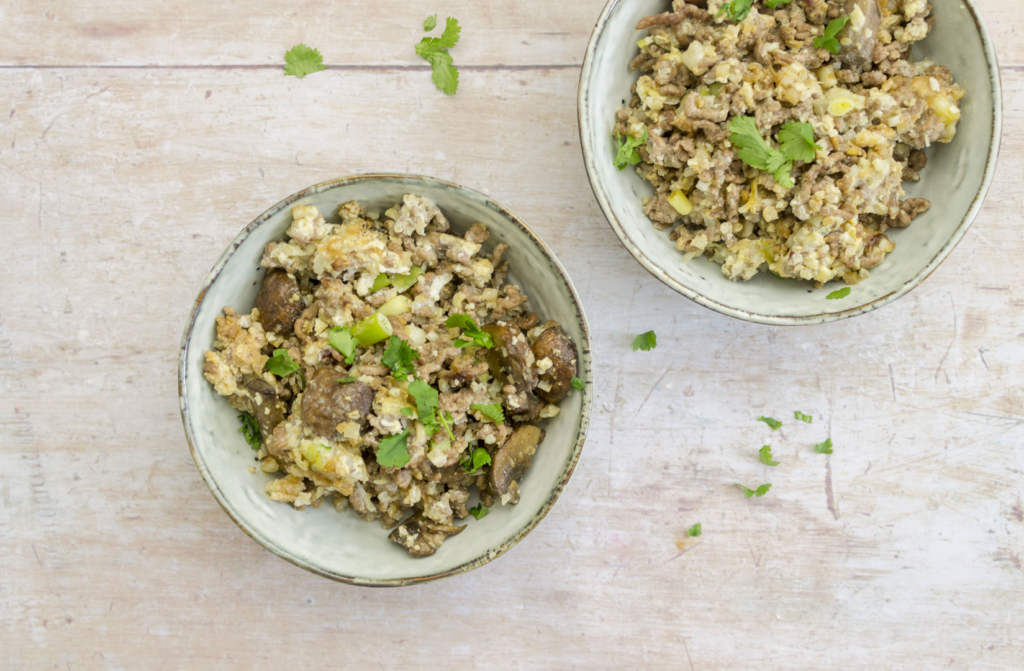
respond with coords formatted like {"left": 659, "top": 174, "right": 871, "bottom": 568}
{"left": 202, "top": 195, "right": 581, "bottom": 557}
{"left": 613, "top": 0, "right": 964, "bottom": 287}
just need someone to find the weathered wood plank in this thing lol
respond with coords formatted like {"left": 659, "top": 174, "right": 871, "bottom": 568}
{"left": 0, "top": 25, "right": 1022, "bottom": 671}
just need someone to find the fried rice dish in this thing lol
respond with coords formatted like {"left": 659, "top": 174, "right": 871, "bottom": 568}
{"left": 203, "top": 195, "right": 580, "bottom": 556}
{"left": 614, "top": 0, "right": 964, "bottom": 286}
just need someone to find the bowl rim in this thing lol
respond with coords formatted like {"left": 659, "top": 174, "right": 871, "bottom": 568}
{"left": 177, "top": 173, "right": 594, "bottom": 586}
{"left": 577, "top": 0, "right": 1003, "bottom": 326}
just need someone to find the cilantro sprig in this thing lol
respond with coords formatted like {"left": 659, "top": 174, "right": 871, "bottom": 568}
{"left": 632, "top": 331, "right": 657, "bottom": 352}
{"left": 328, "top": 326, "right": 358, "bottom": 364}
{"left": 238, "top": 414, "right": 261, "bottom": 450}
{"left": 737, "top": 483, "right": 772, "bottom": 498}
{"left": 424, "top": 14, "right": 437, "bottom": 31}
{"left": 283, "top": 44, "right": 327, "bottom": 79}
{"left": 759, "top": 445, "right": 780, "bottom": 466}
{"left": 728, "top": 117, "right": 821, "bottom": 189}
{"left": 447, "top": 314, "right": 494, "bottom": 349}
{"left": 381, "top": 336, "right": 419, "bottom": 381}
{"left": 464, "top": 447, "right": 492, "bottom": 473}
{"left": 377, "top": 430, "right": 411, "bottom": 468}
{"left": 614, "top": 129, "right": 648, "bottom": 171}
{"left": 471, "top": 403, "right": 505, "bottom": 425}
{"left": 415, "top": 17, "right": 461, "bottom": 95}
{"left": 717, "top": 0, "right": 754, "bottom": 22}
{"left": 814, "top": 16, "right": 850, "bottom": 54}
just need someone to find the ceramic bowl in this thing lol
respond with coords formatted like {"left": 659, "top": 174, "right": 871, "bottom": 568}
{"left": 178, "top": 174, "right": 593, "bottom": 586}
{"left": 578, "top": 0, "right": 1001, "bottom": 325}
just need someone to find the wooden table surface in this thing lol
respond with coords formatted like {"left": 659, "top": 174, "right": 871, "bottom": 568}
{"left": 2, "top": 1, "right": 1021, "bottom": 668}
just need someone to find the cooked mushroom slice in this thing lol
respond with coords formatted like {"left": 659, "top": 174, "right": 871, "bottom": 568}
{"left": 836, "top": 0, "right": 880, "bottom": 70}
{"left": 531, "top": 323, "right": 578, "bottom": 404}
{"left": 482, "top": 320, "right": 539, "bottom": 392}
{"left": 244, "top": 377, "right": 287, "bottom": 439}
{"left": 254, "top": 269, "right": 305, "bottom": 336}
{"left": 388, "top": 513, "right": 465, "bottom": 557}
{"left": 483, "top": 320, "right": 542, "bottom": 420}
{"left": 490, "top": 425, "right": 545, "bottom": 502}
{"left": 300, "top": 369, "right": 374, "bottom": 438}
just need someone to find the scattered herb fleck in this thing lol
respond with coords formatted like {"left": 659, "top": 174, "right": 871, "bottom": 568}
{"left": 571, "top": 376, "right": 585, "bottom": 391}
{"left": 446, "top": 314, "right": 494, "bottom": 349}
{"left": 466, "top": 447, "right": 492, "bottom": 473}
{"left": 814, "top": 438, "right": 834, "bottom": 454}
{"left": 737, "top": 483, "right": 772, "bottom": 498}
{"left": 381, "top": 335, "right": 419, "bottom": 381}
{"left": 283, "top": 44, "right": 327, "bottom": 79}
{"left": 814, "top": 16, "right": 850, "bottom": 53}
{"left": 758, "top": 416, "right": 782, "bottom": 430}
{"left": 415, "top": 17, "right": 461, "bottom": 95}
{"left": 468, "top": 504, "right": 489, "bottom": 520}
{"left": 266, "top": 349, "right": 304, "bottom": 386}
{"left": 759, "top": 445, "right": 780, "bottom": 466}
{"left": 471, "top": 403, "right": 505, "bottom": 425}
{"left": 613, "top": 129, "right": 649, "bottom": 171}
{"left": 423, "top": 14, "right": 437, "bottom": 31}
{"left": 328, "top": 326, "right": 358, "bottom": 364}
{"left": 716, "top": 0, "right": 754, "bottom": 22}
{"left": 632, "top": 330, "right": 657, "bottom": 352}
{"left": 687, "top": 522, "right": 702, "bottom": 537}
{"left": 827, "top": 287, "right": 851, "bottom": 300}
{"left": 794, "top": 410, "right": 813, "bottom": 424}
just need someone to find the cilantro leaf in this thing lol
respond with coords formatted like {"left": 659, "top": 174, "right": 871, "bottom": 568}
{"left": 813, "top": 16, "right": 850, "bottom": 53}
{"left": 408, "top": 379, "right": 441, "bottom": 433}
{"left": 283, "top": 44, "right": 327, "bottom": 79}
{"left": 778, "top": 122, "right": 821, "bottom": 164}
{"left": 632, "top": 330, "right": 657, "bottom": 352}
{"left": 446, "top": 314, "right": 494, "bottom": 349}
{"left": 468, "top": 504, "right": 489, "bottom": 520}
{"left": 613, "top": 129, "right": 649, "bottom": 171}
{"left": 381, "top": 336, "right": 418, "bottom": 381}
{"left": 716, "top": 0, "right": 754, "bottom": 22}
{"left": 758, "top": 416, "right": 782, "bottom": 430}
{"left": 238, "top": 414, "right": 261, "bottom": 450}
{"left": 571, "top": 376, "right": 585, "bottom": 391}
{"left": 764, "top": 0, "right": 792, "bottom": 8}
{"left": 336, "top": 377, "right": 358, "bottom": 384}
{"left": 471, "top": 403, "right": 505, "bottom": 425}
{"left": 827, "top": 287, "right": 851, "bottom": 300}
{"left": 794, "top": 411, "right": 813, "bottom": 424}
{"left": 686, "top": 522, "right": 702, "bottom": 537}
{"left": 424, "top": 14, "right": 437, "bottom": 31}
{"left": 376, "top": 430, "right": 410, "bottom": 468}
{"left": 465, "top": 447, "right": 492, "bottom": 473}
{"left": 266, "top": 349, "right": 304, "bottom": 386}
{"left": 728, "top": 116, "right": 773, "bottom": 171}
{"left": 400, "top": 407, "right": 415, "bottom": 417}
{"left": 328, "top": 326, "right": 358, "bottom": 364}
{"left": 415, "top": 17, "right": 461, "bottom": 95}
{"left": 759, "top": 445, "right": 780, "bottom": 466}
{"left": 737, "top": 483, "right": 772, "bottom": 498}
{"left": 814, "top": 438, "right": 834, "bottom": 454}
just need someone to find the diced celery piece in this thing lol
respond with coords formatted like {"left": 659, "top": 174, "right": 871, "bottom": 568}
{"left": 668, "top": 190, "right": 693, "bottom": 216}
{"left": 352, "top": 312, "right": 393, "bottom": 346}
{"left": 378, "top": 295, "right": 412, "bottom": 317}
{"left": 390, "top": 266, "right": 423, "bottom": 293}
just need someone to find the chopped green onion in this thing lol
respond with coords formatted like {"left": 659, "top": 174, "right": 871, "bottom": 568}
{"left": 391, "top": 266, "right": 424, "bottom": 293}
{"left": 352, "top": 312, "right": 393, "bottom": 346}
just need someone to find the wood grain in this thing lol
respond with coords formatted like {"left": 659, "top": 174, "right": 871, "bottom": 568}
{"left": 0, "top": 1, "right": 1022, "bottom": 669}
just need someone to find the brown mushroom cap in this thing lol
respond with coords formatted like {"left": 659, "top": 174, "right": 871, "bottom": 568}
{"left": 254, "top": 269, "right": 305, "bottom": 336}
{"left": 531, "top": 324, "right": 578, "bottom": 404}
{"left": 388, "top": 513, "right": 466, "bottom": 557}
{"left": 489, "top": 425, "right": 546, "bottom": 497}
{"left": 300, "top": 369, "right": 374, "bottom": 438}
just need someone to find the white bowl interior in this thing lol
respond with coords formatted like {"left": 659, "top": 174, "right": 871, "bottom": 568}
{"left": 179, "top": 175, "right": 592, "bottom": 585}
{"left": 579, "top": 0, "right": 1000, "bottom": 324}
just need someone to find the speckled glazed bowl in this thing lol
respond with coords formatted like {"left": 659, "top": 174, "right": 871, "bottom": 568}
{"left": 178, "top": 174, "right": 593, "bottom": 586}
{"left": 579, "top": 0, "right": 1001, "bottom": 325}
